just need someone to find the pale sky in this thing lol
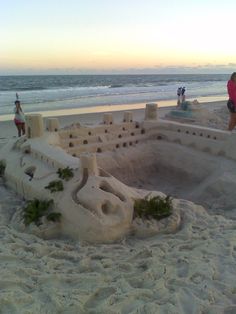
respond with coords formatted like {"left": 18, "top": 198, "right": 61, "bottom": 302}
{"left": 1, "top": 0, "right": 236, "bottom": 74}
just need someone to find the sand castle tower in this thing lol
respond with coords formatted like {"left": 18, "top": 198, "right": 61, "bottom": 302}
{"left": 103, "top": 113, "right": 113, "bottom": 125}
{"left": 123, "top": 111, "right": 133, "bottom": 123}
{"left": 25, "top": 114, "right": 44, "bottom": 138}
{"left": 80, "top": 153, "right": 99, "bottom": 176}
{"left": 46, "top": 118, "right": 60, "bottom": 132}
{"left": 145, "top": 103, "right": 158, "bottom": 120}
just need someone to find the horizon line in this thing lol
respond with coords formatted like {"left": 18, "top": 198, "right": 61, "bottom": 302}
{"left": 0, "top": 72, "right": 231, "bottom": 77}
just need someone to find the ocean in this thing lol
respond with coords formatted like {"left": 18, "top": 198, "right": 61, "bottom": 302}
{"left": 0, "top": 74, "right": 229, "bottom": 116}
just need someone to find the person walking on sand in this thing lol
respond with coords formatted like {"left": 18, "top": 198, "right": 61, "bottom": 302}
{"left": 14, "top": 100, "right": 26, "bottom": 137}
{"left": 227, "top": 72, "right": 236, "bottom": 131}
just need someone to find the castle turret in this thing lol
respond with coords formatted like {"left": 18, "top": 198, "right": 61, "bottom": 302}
{"left": 145, "top": 103, "right": 158, "bottom": 120}
{"left": 26, "top": 114, "right": 44, "bottom": 138}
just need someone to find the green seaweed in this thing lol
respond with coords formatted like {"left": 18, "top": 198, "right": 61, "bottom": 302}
{"left": 0, "top": 161, "right": 6, "bottom": 177}
{"left": 134, "top": 195, "right": 173, "bottom": 221}
{"left": 23, "top": 199, "right": 62, "bottom": 226}
{"left": 45, "top": 180, "right": 64, "bottom": 193}
{"left": 57, "top": 167, "right": 74, "bottom": 181}
{"left": 23, "top": 199, "right": 54, "bottom": 226}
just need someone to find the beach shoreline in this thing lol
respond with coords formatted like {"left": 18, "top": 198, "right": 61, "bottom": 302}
{"left": 0, "top": 94, "right": 227, "bottom": 122}
{"left": 0, "top": 97, "right": 227, "bottom": 140}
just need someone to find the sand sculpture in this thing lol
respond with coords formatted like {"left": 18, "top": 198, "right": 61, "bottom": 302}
{"left": 1, "top": 103, "right": 236, "bottom": 243}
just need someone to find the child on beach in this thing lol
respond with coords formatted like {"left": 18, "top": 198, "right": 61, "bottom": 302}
{"left": 14, "top": 100, "right": 26, "bottom": 137}
{"left": 227, "top": 72, "right": 236, "bottom": 131}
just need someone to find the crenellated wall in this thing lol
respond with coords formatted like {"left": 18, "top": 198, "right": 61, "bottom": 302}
{"left": 58, "top": 118, "right": 147, "bottom": 157}
{"left": 54, "top": 106, "right": 235, "bottom": 161}
{"left": 143, "top": 119, "right": 233, "bottom": 159}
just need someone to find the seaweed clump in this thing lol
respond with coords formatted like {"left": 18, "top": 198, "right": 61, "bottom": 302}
{"left": 0, "top": 161, "right": 6, "bottom": 177}
{"left": 57, "top": 167, "right": 74, "bottom": 181}
{"left": 45, "top": 180, "right": 64, "bottom": 193}
{"left": 134, "top": 195, "right": 173, "bottom": 221}
{"left": 23, "top": 199, "right": 61, "bottom": 226}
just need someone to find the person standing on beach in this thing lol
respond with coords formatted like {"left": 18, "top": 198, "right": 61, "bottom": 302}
{"left": 177, "top": 87, "right": 182, "bottom": 106}
{"left": 227, "top": 72, "right": 236, "bottom": 131}
{"left": 181, "top": 87, "right": 186, "bottom": 102}
{"left": 14, "top": 100, "right": 26, "bottom": 137}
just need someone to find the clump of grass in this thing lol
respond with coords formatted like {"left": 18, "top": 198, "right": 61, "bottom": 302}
{"left": 23, "top": 199, "right": 54, "bottom": 226}
{"left": 134, "top": 195, "right": 173, "bottom": 221}
{"left": 45, "top": 180, "right": 64, "bottom": 193}
{"left": 57, "top": 167, "right": 74, "bottom": 181}
{"left": 0, "top": 161, "right": 6, "bottom": 177}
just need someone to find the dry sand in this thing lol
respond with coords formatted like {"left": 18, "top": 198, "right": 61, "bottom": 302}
{"left": 1, "top": 99, "right": 236, "bottom": 313}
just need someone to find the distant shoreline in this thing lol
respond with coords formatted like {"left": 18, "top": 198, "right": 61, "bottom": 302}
{"left": 0, "top": 94, "right": 227, "bottom": 122}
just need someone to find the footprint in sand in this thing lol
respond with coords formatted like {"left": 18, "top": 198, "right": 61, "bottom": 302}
{"left": 84, "top": 286, "right": 116, "bottom": 309}
{"left": 190, "top": 272, "right": 207, "bottom": 284}
{"left": 176, "top": 258, "right": 189, "bottom": 278}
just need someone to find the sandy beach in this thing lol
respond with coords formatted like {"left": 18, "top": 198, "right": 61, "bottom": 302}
{"left": 1, "top": 98, "right": 236, "bottom": 313}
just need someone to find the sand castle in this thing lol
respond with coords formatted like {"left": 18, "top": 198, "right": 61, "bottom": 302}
{"left": 1, "top": 103, "right": 236, "bottom": 243}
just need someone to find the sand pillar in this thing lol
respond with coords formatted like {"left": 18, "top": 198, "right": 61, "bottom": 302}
{"left": 123, "top": 111, "right": 133, "bottom": 123}
{"left": 80, "top": 153, "right": 99, "bottom": 176}
{"left": 103, "top": 113, "right": 113, "bottom": 125}
{"left": 25, "top": 114, "right": 44, "bottom": 138}
{"left": 145, "top": 103, "right": 158, "bottom": 120}
{"left": 46, "top": 118, "right": 60, "bottom": 132}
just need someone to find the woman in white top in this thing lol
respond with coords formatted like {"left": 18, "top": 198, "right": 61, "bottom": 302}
{"left": 14, "top": 100, "right": 25, "bottom": 137}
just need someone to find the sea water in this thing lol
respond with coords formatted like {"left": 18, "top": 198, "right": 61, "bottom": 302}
{"left": 0, "top": 74, "right": 228, "bottom": 115}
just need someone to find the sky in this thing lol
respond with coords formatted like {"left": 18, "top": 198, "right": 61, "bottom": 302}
{"left": 1, "top": 0, "right": 236, "bottom": 75}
